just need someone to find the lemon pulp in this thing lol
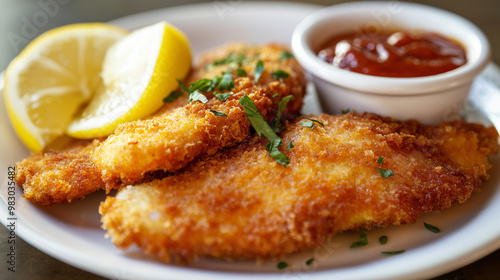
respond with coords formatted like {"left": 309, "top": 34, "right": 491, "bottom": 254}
{"left": 3, "top": 23, "right": 128, "bottom": 152}
{"left": 67, "top": 21, "right": 192, "bottom": 138}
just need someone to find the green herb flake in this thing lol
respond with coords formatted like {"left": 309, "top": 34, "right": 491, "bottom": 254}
{"left": 236, "top": 67, "right": 247, "bottom": 77}
{"left": 272, "top": 95, "right": 293, "bottom": 132}
{"left": 305, "top": 257, "right": 314, "bottom": 266}
{"left": 286, "top": 141, "right": 294, "bottom": 151}
{"left": 218, "top": 70, "right": 235, "bottom": 91}
{"left": 254, "top": 60, "right": 265, "bottom": 83}
{"left": 269, "top": 149, "right": 290, "bottom": 167}
{"left": 379, "top": 235, "right": 388, "bottom": 245}
{"left": 212, "top": 53, "right": 245, "bottom": 67}
{"left": 177, "top": 78, "right": 189, "bottom": 93}
{"left": 239, "top": 95, "right": 290, "bottom": 167}
{"left": 271, "top": 69, "right": 290, "bottom": 80}
{"left": 189, "top": 78, "right": 214, "bottom": 93}
{"left": 163, "top": 90, "right": 183, "bottom": 103}
{"left": 209, "top": 110, "right": 227, "bottom": 117}
{"left": 272, "top": 93, "right": 280, "bottom": 98}
{"left": 381, "top": 250, "right": 405, "bottom": 255}
{"left": 303, "top": 116, "right": 324, "bottom": 127}
{"left": 265, "top": 139, "right": 289, "bottom": 166}
{"left": 266, "top": 138, "right": 282, "bottom": 152}
{"left": 377, "top": 168, "right": 394, "bottom": 179}
{"left": 239, "top": 95, "right": 274, "bottom": 139}
{"left": 302, "top": 121, "right": 315, "bottom": 129}
{"left": 424, "top": 222, "right": 441, "bottom": 233}
{"left": 277, "top": 261, "right": 288, "bottom": 270}
{"left": 377, "top": 156, "right": 384, "bottom": 165}
{"left": 280, "top": 51, "right": 294, "bottom": 61}
{"left": 214, "top": 91, "right": 232, "bottom": 102}
{"left": 341, "top": 109, "right": 351, "bottom": 114}
{"left": 350, "top": 228, "right": 368, "bottom": 248}
{"left": 188, "top": 90, "right": 208, "bottom": 103}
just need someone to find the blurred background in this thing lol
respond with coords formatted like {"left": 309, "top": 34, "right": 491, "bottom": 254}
{"left": 1, "top": 0, "right": 499, "bottom": 71}
{"left": 1, "top": 0, "right": 499, "bottom": 279}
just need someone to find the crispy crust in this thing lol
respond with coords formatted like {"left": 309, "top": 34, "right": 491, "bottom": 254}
{"left": 100, "top": 112, "right": 498, "bottom": 263}
{"left": 14, "top": 42, "right": 307, "bottom": 205}
{"left": 15, "top": 139, "right": 104, "bottom": 206}
{"left": 93, "top": 42, "right": 306, "bottom": 189}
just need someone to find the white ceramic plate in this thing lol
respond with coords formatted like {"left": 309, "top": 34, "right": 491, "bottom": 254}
{"left": 1, "top": 2, "right": 500, "bottom": 279}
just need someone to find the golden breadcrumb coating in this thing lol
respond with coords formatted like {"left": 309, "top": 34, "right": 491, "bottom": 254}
{"left": 93, "top": 42, "right": 306, "bottom": 189}
{"left": 100, "top": 113, "right": 498, "bottom": 263}
{"left": 14, "top": 95, "right": 187, "bottom": 206}
{"left": 14, "top": 139, "right": 104, "bottom": 206}
{"left": 14, "top": 42, "right": 306, "bottom": 204}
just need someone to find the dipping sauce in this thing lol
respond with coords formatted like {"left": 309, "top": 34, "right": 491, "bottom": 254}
{"left": 317, "top": 30, "right": 467, "bottom": 77}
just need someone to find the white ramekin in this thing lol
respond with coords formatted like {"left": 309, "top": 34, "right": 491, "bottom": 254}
{"left": 292, "top": 1, "right": 491, "bottom": 124}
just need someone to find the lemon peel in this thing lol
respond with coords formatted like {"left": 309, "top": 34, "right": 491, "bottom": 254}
{"left": 3, "top": 23, "right": 128, "bottom": 152}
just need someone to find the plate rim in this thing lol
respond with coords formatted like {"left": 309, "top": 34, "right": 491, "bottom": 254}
{"left": 1, "top": 1, "right": 500, "bottom": 280}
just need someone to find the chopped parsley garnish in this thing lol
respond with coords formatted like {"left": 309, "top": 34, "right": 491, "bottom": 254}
{"left": 209, "top": 110, "right": 227, "bottom": 117}
{"left": 350, "top": 228, "right": 368, "bottom": 248}
{"left": 266, "top": 139, "right": 289, "bottom": 167}
{"left": 218, "top": 70, "right": 235, "bottom": 91}
{"left": 377, "top": 156, "right": 384, "bottom": 165}
{"left": 269, "top": 149, "right": 289, "bottom": 166}
{"left": 254, "top": 59, "right": 265, "bottom": 83}
{"left": 303, "top": 116, "right": 324, "bottom": 126}
{"left": 424, "top": 222, "right": 441, "bottom": 233}
{"left": 280, "top": 51, "right": 294, "bottom": 61}
{"left": 214, "top": 91, "right": 232, "bottom": 102}
{"left": 377, "top": 156, "right": 394, "bottom": 178}
{"left": 189, "top": 78, "right": 217, "bottom": 93}
{"left": 379, "top": 235, "right": 388, "bottom": 245}
{"left": 272, "top": 95, "right": 293, "bottom": 132}
{"left": 176, "top": 72, "right": 235, "bottom": 103}
{"left": 180, "top": 78, "right": 214, "bottom": 103}
{"left": 305, "top": 257, "right": 314, "bottom": 266}
{"left": 381, "top": 250, "right": 405, "bottom": 255}
{"left": 239, "top": 95, "right": 276, "bottom": 139}
{"left": 377, "top": 168, "right": 394, "bottom": 178}
{"left": 272, "top": 93, "right": 280, "bottom": 98}
{"left": 301, "top": 116, "right": 324, "bottom": 130}
{"left": 236, "top": 67, "right": 247, "bottom": 77}
{"left": 207, "top": 53, "right": 249, "bottom": 73}
{"left": 212, "top": 53, "right": 246, "bottom": 67}
{"left": 188, "top": 90, "right": 208, "bottom": 103}
{"left": 271, "top": 69, "right": 290, "bottom": 80}
{"left": 163, "top": 90, "right": 183, "bottom": 103}
{"left": 286, "top": 141, "right": 294, "bottom": 151}
{"left": 177, "top": 78, "right": 190, "bottom": 92}
{"left": 277, "top": 261, "right": 288, "bottom": 270}
{"left": 239, "top": 95, "right": 290, "bottom": 167}
{"left": 302, "top": 121, "right": 315, "bottom": 129}
{"left": 341, "top": 109, "right": 351, "bottom": 114}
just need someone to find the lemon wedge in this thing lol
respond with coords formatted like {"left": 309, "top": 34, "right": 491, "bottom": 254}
{"left": 66, "top": 21, "right": 192, "bottom": 138}
{"left": 3, "top": 23, "right": 128, "bottom": 152}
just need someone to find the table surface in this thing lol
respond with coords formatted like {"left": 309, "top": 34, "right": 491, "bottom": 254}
{"left": 1, "top": 0, "right": 499, "bottom": 279}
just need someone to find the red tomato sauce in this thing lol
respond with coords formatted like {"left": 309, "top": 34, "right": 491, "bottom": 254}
{"left": 317, "top": 30, "right": 467, "bottom": 78}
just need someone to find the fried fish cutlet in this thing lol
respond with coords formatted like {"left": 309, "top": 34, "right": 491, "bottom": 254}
{"left": 14, "top": 139, "right": 104, "bottom": 206}
{"left": 14, "top": 42, "right": 307, "bottom": 205}
{"left": 14, "top": 80, "right": 190, "bottom": 206}
{"left": 99, "top": 112, "right": 499, "bottom": 263}
{"left": 93, "top": 42, "right": 306, "bottom": 189}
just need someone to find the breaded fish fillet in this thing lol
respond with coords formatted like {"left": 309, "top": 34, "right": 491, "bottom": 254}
{"left": 14, "top": 139, "right": 104, "bottom": 206}
{"left": 14, "top": 87, "right": 189, "bottom": 206}
{"left": 14, "top": 42, "right": 306, "bottom": 204}
{"left": 100, "top": 113, "right": 499, "bottom": 263}
{"left": 93, "top": 42, "right": 306, "bottom": 188}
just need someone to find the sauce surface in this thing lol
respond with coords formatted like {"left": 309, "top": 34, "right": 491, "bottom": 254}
{"left": 317, "top": 30, "right": 467, "bottom": 78}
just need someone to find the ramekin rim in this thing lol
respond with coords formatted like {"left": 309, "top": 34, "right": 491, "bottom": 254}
{"left": 291, "top": 1, "right": 491, "bottom": 95}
